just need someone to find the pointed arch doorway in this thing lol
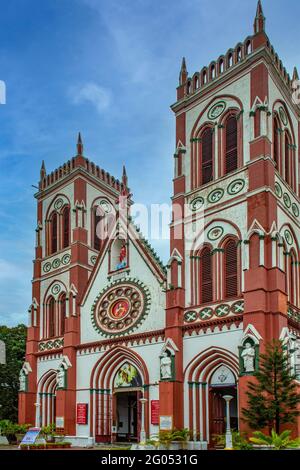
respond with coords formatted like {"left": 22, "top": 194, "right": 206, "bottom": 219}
{"left": 113, "top": 364, "right": 143, "bottom": 442}
{"left": 209, "top": 365, "right": 238, "bottom": 438}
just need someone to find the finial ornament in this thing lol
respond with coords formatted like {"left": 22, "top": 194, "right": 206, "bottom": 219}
{"left": 77, "top": 132, "right": 83, "bottom": 156}
{"left": 254, "top": 0, "right": 266, "bottom": 34}
{"left": 179, "top": 57, "right": 188, "bottom": 85}
{"left": 40, "top": 160, "right": 46, "bottom": 180}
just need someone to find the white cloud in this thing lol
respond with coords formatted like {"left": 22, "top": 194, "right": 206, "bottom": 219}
{"left": 69, "top": 82, "right": 112, "bottom": 113}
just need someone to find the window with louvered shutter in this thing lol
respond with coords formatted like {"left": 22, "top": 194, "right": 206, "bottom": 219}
{"left": 201, "top": 247, "right": 213, "bottom": 304}
{"left": 202, "top": 128, "right": 213, "bottom": 184}
{"left": 285, "top": 134, "right": 290, "bottom": 186}
{"left": 51, "top": 212, "right": 57, "bottom": 254}
{"left": 225, "top": 116, "right": 238, "bottom": 174}
{"left": 224, "top": 240, "right": 238, "bottom": 299}
{"left": 48, "top": 298, "right": 55, "bottom": 338}
{"left": 273, "top": 118, "right": 279, "bottom": 168}
{"left": 93, "top": 208, "right": 101, "bottom": 251}
{"left": 60, "top": 294, "right": 66, "bottom": 336}
{"left": 62, "top": 207, "right": 70, "bottom": 249}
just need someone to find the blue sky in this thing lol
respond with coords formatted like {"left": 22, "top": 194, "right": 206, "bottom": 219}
{"left": 0, "top": 0, "right": 300, "bottom": 326}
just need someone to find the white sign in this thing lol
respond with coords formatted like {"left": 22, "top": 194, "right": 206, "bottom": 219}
{"left": 159, "top": 415, "right": 173, "bottom": 431}
{"left": 56, "top": 416, "right": 64, "bottom": 428}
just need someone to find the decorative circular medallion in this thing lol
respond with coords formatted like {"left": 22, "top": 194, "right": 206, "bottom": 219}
{"left": 208, "top": 101, "right": 226, "bottom": 120}
{"left": 207, "top": 226, "right": 224, "bottom": 241}
{"left": 43, "top": 262, "right": 51, "bottom": 273}
{"left": 52, "top": 258, "right": 61, "bottom": 269}
{"left": 284, "top": 229, "right": 293, "bottom": 246}
{"left": 184, "top": 311, "right": 197, "bottom": 323}
{"left": 190, "top": 197, "right": 205, "bottom": 212}
{"left": 61, "top": 254, "right": 71, "bottom": 265}
{"left": 215, "top": 304, "right": 230, "bottom": 317}
{"left": 227, "top": 179, "right": 245, "bottom": 196}
{"left": 199, "top": 307, "right": 213, "bottom": 320}
{"left": 91, "top": 280, "right": 150, "bottom": 336}
{"left": 292, "top": 203, "right": 299, "bottom": 218}
{"left": 283, "top": 193, "right": 291, "bottom": 208}
{"left": 231, "top": 300, "right": 244, "bottom": 314}
{"left": 279, "top": 106, "right": 288, "bottom": 126}
{"left": 90, "top": 255, "right": 97, "bottom": 265}
{"left": 51, "top": 284, "right": 61, "bottom": 295}
{"left": 274, "top": 182, "right": 282, "bottom": 198}
{"left": 208, "top": 188, "right": 224, "bottom": 204}
{"left": 54, "top": 198, "right": 64, "bottom": 210}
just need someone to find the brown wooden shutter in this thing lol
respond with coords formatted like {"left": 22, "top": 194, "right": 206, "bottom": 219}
{"left": 51, "top": 213, "right": 57, "bottom": 254}
{"left": 93, "top": 208, "right": 101, "bottom": 251}
{"left": 62, "top": 207, "right": 70, "bottom": 249}
{"left": 225, "top": 116, "right": 238, "bottom": 174}
{"left": 202, "top": 128, "right": 213, "bottom": 184}
{"left": 285, "top": 134, "right": 290, "bottom": 186}
{"left": 49, "top": 298, "right": 55, "bottom": 338}
{"left": 201, "top": 247, "right": 213, "bottom": 303}
{"left": 273, "top": 118, "right": 279, "bottom": 168}
{"left": 60, "top": 294, "right": 66, "bottom": 336}
{"left": 224, "top": 240, "right": 238, "bottom": 298}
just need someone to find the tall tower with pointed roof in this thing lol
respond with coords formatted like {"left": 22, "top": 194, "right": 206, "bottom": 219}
{"left": 165, "top": 0, "right": 300, "bottom": 439}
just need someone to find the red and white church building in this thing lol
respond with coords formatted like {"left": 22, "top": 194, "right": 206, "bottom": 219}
{"left": 19, "top": 2, "right": 300, "bottom": 446}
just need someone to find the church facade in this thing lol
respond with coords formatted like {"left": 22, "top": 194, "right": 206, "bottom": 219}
{"left": 19, "top": 2, "right": 300, "bottom": 446}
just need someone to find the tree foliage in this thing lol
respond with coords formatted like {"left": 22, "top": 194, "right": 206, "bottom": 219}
{"left": 242, "top": 340, "right": 300, "bottom": 434}
{"left": 0, "top": 324, "right": 27, "bottom": 422}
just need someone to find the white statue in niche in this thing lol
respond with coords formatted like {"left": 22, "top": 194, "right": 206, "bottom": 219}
{"left": 241, "top": 342, "right": 255, "bottom": 372}
{"left": 160, "top": 352, "right": 172, "bottom": 379}
{"left": 56, "top": 366, "right": 65, "bottom": 389}
{"left": 19, "top": 371, "right": 26, "bottom": 392}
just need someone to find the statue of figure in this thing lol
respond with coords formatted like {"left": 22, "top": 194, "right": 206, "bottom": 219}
{"left": 56, "top": 366, "right": 65, "bottom": 389}
{"left": 19, "top": 371, "right": 26, "bottom": 392}
{"left": 241, "top": 342, "right": 255, "bottom": 372}
{"left": 160, "top": 352, "right": 172, "bottom": 379}
{"left": 117, "top": 243, "right": 127, "bottom": 270}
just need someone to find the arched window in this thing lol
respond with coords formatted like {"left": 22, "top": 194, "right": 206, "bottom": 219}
{"left": 62, "top": 206, "right": 70, "bottom": 249}
{"left": 219, "top": 59, "right": 224, "bottom": 74}
{"left": 225, "top": 115, "right": 238, "bottom": 174}
{"left": 200, "top": 247, "right": 213, "bottom": 304}
{"left": 60, "top": 293, "right": 66, "bottom": 336}
{"left": 93, "top": 207, "right": 101, "bottom": 251}
{"left": 228, "top": 53, "right": 233, "bottom": 67}
{"left": 50, "top": 212, "right": 58, "bottom": 254}
{"left": 224, "top": 239, "right": 238, "bottom": 299}
{"left": 48, "top": 297, "right": 55, "bottom": 338}
{"left": 273, "top": 116, "right": 280, "bottom": 169}
{"left": 285, "top": 132, "right": 291, "bottom": 187}
{"left": 287, "top": 250, "right": 297, "bottom": 306}
{"left": 201, "top": 128, "right": 213, "bottom": 185}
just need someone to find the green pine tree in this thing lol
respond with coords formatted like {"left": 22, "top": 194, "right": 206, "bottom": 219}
{"left": 0, "top": 324, "right": 27, "bottom": 422}
{"left": 242, "top": 340, "right": 300, "bottom": 434}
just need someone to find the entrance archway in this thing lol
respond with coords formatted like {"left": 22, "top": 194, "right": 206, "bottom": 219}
{"left": 208, "top": 365, "right": 238, "bottom": 438}
{"left": 113, "top": 363, "right": 143, "bottom": 442}
{"left": 37, "top": 370, "right": 57, "bottom": 427}
{"left": 90, "top": 346, "right": 149, "bottom": 443}
{"left": 184, "top": 346, "right": 239, "bottom": 444}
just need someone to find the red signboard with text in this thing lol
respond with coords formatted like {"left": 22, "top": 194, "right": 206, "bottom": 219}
{"left": 76, "top": 403, "right": 88, "bottom": 425}
{"left": 151, "top": 400, "right": 160, "bottom": 425}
